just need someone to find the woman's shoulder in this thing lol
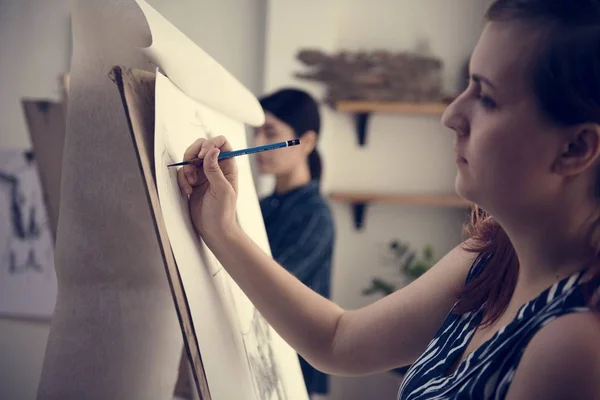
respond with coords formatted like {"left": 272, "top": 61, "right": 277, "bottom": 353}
{"left": 507, "top": 311, "right": 600, "bottom": 399}
{"left": 295, "top": 183, "right": 334, "bottom": 216}
{"left": 297, "top": 197, "right": 334, "bottom": 225}
{"left": 307, "top": 194, "right": 336, "bottom": 226}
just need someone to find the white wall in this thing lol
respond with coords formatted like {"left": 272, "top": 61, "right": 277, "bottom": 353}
{"left": 262, "top": 1, "right": 489, "bottom": 399}
{"left": 0, "top": 1, "right": 266, "bottom": 399}
{"left": 0, "top": 2, "right": 70, "bottom": 399}
{"left": 0, "top": 0, "right": 71, "bottom": 148}
{"left": 147, "top": 0, "right": 267, "bottom": 96}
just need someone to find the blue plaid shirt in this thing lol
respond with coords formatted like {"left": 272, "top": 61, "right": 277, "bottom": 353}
{"left": 260, "top": 180, "right": 335, "bottom": 394}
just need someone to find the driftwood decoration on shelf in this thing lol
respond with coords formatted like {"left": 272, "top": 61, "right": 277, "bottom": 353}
{"left": 295, "top": 49, "right": 445, "bottom": 106}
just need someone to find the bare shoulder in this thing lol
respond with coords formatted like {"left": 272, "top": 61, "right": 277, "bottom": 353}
{"left": 507, "top": 312, "right": 600, "bottom": 400}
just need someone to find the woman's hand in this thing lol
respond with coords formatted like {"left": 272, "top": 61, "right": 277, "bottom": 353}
{"left": 177, "top": 135, "right": 239, "bottom": 242}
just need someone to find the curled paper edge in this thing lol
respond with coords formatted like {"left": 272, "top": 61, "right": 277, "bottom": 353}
{"left": 135, "top": 0, "right": 265, "bottom": 127}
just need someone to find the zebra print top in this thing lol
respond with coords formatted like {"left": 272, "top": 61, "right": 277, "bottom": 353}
{"left": 397, "top": 254, "right": 592, "bottom": 400}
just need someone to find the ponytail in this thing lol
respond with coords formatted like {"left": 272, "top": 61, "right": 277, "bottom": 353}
{"left": 308, "top": 148, "right": 322, "bottom": 183}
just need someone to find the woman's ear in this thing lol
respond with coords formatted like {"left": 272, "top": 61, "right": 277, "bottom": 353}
{"left": 300, "top": 130, "right": 318, "bottom": 154}
{"left": 555, "top": 124, "right": 600, "bottom": 176}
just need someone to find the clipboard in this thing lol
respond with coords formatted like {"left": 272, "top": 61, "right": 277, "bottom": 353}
{"left": 109, "top": 65, "right": 209, "bottom": 400}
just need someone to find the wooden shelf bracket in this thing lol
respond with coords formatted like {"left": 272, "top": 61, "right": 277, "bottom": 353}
{"left": 351, "top": 202, "right": 368, "bottom": 230}
{"left": 355, "top": 112, "right": 370, "bottom": 146}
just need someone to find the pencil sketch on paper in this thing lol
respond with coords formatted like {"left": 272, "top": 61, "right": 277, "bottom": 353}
{"left": 0, "top": 149, "right": 57, "bottom": 318}
{"left": 243, "top": 309, "right": 289, "bottom": 400}
{"left": 216, "top": 263, "right": 288, "bottom": 400}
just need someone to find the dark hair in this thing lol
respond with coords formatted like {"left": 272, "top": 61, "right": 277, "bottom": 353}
{"left": 259, "top": 88, "right": 323, "bottom": 182}
{"left": 455, "top": 0, "right": 600, "bottom": 327}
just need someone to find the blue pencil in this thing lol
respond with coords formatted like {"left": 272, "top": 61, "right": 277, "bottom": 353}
{"left": 167, "top": 139, "right": 301, "bottom": 167}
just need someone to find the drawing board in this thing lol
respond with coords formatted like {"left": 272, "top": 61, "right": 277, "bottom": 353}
{"left": 110, "top": 66, "right": 210, "bottom": 398}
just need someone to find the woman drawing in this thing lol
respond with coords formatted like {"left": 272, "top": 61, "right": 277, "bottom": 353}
{"left": 177, "top": 1, "right": 600, "bottom": 398}
{"left": 254, "top": 88, "right": 335, "bottom": 398}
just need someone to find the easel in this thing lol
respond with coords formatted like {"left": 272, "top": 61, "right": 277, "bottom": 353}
{"left": 109, "top": 65, "right": 209, "bottom": 400}
{"left": 21, "top": 68, "right": 206, "bottom": 399}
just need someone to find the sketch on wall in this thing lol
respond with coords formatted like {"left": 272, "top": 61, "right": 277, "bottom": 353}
{"left": 153, "top": 70, "right": 308, "bottom": 400}
{"left": 0, "top": 149, "right": 57, "bottom": 318}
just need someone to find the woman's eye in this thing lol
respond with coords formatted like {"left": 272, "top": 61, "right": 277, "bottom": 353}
{"left": 476, "top": 93, "right": 497, "bottom": 110}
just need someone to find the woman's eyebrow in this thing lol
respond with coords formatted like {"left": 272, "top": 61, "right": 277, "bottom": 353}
{"left": 471, "top": 73, "right": 497, "bottom": 90}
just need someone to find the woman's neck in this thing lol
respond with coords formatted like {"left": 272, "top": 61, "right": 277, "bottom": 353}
{"left": 274, "top": 165, "right": 311, "bottom": 194}
{"left": 498, "top": 202, "right": 594, "bottom": 305}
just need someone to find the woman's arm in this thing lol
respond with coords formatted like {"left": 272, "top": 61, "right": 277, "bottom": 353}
{"left": 204, "top": 227, "right": 344, "bottom": 373}
{"left": 179, "top": 136, "right": 477, "bottom": 376}
{"left": 207, "top": 226, "right": 476, "bottom": 375}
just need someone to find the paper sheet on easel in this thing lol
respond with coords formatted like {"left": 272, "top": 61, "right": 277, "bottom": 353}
{"left": 154, "top": 69, "right": 309, "bottom": 400}
{"left": 134, "top": 1, "right": 308, "bottom": 398}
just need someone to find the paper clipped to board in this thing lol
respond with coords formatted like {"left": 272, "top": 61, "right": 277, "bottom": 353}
{"left": 131, "top": 2, "right": 308, "bottom": 398}
{"left": 154, "top": 70, "right": 309, "bottom": 400}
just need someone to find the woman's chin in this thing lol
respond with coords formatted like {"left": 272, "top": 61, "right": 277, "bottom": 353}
{"left": 455, "top": 177, "right": 476, "bottom": 204}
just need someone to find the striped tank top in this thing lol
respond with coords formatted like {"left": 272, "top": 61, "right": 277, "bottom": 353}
{"left": 397, "top": 254, "right": 593, "bottom": 399}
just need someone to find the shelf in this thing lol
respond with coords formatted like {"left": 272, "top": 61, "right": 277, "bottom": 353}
{"left": 330, "top": 192, "right": 471, "bottom": 230}
{"left": 334, "top": 100, "right": 451, "bottom": 146}
{"left": 336, "top": 101, "right": 449, "bottom": 115}
{"left": 330, "top": 192, "right": 469, "bottom": 207}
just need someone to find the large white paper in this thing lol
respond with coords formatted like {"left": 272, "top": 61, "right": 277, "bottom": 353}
{"left": 135, "top": 0, "right": 264, "bottom": 127}
{"left": 0, "top": 149, "right": 57, "bottom": 318}
{"left": 154, "top": 70, "right": 309, "bottom": 400}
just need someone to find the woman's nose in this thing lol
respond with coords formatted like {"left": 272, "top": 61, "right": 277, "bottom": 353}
{"left": 441, "top": 94, "right": 469, "bottom": 137}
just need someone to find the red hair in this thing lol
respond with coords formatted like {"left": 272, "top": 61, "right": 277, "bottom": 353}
{"left": 453, "top": 207, "right": 518, "bottom": 327}
{"left": 454, "top": 206, "right": 600, "bottom": 327}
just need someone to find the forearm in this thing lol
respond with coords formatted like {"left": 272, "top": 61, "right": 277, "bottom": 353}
{"left": 203, "top": 227, "right": 345, "bottom": 373}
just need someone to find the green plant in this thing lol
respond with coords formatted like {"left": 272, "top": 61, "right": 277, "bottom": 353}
{"left": 362, "top": 240, "right": 437, "bottom": 297}
{"left": 362, "top": 277, "right": 397, "bottom": 297}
